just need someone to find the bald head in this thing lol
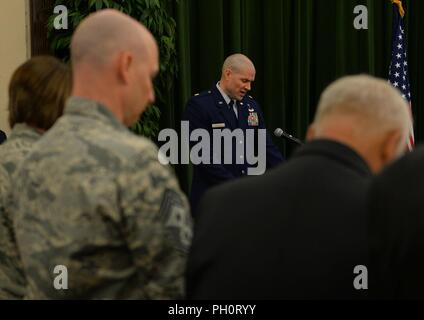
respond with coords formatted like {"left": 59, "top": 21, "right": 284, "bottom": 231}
{"left": 70, "top": 9, "right": 159, "bottom": 127}
{"left": 220, "top": 54, "right": 256, "bottom": 101}
{"left": 222, "top": 54, "right": 255, "bottom": 75}
{"left": 71, "top": 9, "right": 155, "bottom": 68}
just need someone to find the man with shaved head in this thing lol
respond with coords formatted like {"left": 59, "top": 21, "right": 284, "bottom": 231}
{"left": 183, "top": 54, "right": 283, "bottom": 215}
{"left": 11, "top": 9, "right": 192, "bottom": 299}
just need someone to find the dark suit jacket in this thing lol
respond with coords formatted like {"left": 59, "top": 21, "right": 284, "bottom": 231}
{"left": 368, "top": 145, "right": 424, "bottom": 299}
{"left": 182, "top": 86, "right": 283, "bottom": 214}
{"left": 187, "top": 139, "right": 372, "bottom": 299}
{"left": 0, "top": 130, "right": 6, "bottom": 145}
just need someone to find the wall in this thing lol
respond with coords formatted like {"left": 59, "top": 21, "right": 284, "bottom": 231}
{"left": 0, "top": 0, "right": 30, "bottom": 134}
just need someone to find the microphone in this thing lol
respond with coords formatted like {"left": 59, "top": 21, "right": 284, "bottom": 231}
{"left": 274, "top": 128, "right": 304, "bottom": 145}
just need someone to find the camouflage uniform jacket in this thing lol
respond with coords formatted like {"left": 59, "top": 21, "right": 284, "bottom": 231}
{"left": 0, "top": 123, "right": 40, "bottom": 299}
{"left": 12, "top": 97, "right": 192, "bottom": 299}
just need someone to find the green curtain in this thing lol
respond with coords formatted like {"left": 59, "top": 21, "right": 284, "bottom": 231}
{"left": 161, "top": 0, "right": 424, "bottom": 195}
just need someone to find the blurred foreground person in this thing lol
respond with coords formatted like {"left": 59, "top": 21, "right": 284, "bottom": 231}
{"left": 0, "top": 56, "right": 71, "bottom": 299}
{"left": 0, "top": 130, "right": 6, "bottom": 144}
{"left": 187, "top": 75, "right": 411, "bottom": 299}
{"left": 12, "top": 10, "right": 192, "bottom": 299}
{"left": 368, "top": 143, "right": 424, "bottom": 298}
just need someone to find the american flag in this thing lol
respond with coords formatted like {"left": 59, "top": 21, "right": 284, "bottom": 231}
{"left": 388, "top": 0, "right": 414, "bottom": 148}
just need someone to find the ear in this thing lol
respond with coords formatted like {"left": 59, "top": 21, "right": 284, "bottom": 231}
{"left": 224, "top": 68, "right": 232, "bottom": 79}
{"left": 117, "top": 52, "right": 133, "bottom": 84}
{"left": 306, "top": 125, "right": 316, "bottom": 141}
{"left": 381, "top": 129, "right": 404, "bottom": 165}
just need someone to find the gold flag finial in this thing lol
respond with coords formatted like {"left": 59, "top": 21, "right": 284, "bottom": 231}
{"left": 391, "top": 0, "right": 405, "bottom": 18}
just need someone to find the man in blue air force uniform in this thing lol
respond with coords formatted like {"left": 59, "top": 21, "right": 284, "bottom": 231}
{"left": 183, "top": 54, "right": 283, "bottom": 214}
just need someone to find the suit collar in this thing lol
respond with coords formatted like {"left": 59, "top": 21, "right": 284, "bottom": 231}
{"left": 293, "top": 139, "right": 372, "bottom": 177}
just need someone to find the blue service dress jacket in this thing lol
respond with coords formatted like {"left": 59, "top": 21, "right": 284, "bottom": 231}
{"left": 182, "top": 85, "right": 284, "bottom": 214}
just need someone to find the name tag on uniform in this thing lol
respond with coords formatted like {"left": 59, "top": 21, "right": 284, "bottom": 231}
{"left": 212, "top": 123, "right": 226, "bottom": 129}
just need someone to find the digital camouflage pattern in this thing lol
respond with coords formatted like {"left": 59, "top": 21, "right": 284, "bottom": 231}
{"left": 0, "top": 124, "right": 41, "bottom": 299}
{"left": 12, "top": 97, "right": 192, "bottom": 299}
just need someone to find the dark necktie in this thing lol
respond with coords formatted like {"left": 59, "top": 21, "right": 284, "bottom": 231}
{"left": 228, "top": 100, "right": 238, "bottom": 121}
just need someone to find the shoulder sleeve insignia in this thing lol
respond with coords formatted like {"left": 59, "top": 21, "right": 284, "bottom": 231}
{"left": 159, "top": 189, "right": 192, "bottom": 253}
